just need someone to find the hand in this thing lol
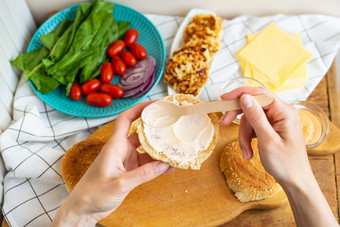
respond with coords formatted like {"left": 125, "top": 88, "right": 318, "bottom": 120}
{"left": 219, "top": 87, "right": 338, "bottom": 227}
{"left": 219, "top": 87, "right": 307, "bottom": 185}
{"left": 52, "top": 102, "right": 174, "bottom": 227}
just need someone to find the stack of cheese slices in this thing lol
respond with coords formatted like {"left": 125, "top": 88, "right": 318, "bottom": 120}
{"left": 236, "top": 23, "right": 313, "bottom": 93}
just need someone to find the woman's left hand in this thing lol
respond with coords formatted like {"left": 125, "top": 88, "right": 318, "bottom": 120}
{"left": 52, "top": 102, "right": 174, "bottom": 227}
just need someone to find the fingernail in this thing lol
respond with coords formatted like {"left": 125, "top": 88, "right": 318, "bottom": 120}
{"left": 155, "top": 162, "right": 169, "bottom": 173}
{"left": 240, "top": 95, "right": 252, "bottom": 109}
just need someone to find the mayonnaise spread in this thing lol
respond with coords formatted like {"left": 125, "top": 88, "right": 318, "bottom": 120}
{"left": 141, "top": 101, "right": 214, "bottom": 164}
{"left": 299, "top": 109, "right": 322, "bottom": 145}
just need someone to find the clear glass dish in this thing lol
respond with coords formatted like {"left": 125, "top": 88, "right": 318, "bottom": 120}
{"left": 289, "top": 100, "right": 329, "bottom": 149}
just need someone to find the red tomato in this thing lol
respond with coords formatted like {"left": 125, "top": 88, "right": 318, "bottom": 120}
{"left": 100, "top": 62, "right": 114, "bottom": 83}
{"left": 70, "top": 83, "right": 82, "bottom": 101}
{"left": 130, "top": 43, "right": 147, "bottom": 60}
{"left": 100, "top": 84, "right": 124, "bottom": 98}
{"left": 121, "top": 51, "right": 136, "bottom": 67}
{"left": 86, "top": 92, "right": 113, "bottom": 107}
{"left": 107, "top": 40, "right": 125, "bottom": 58}
{"left": 124, "top": 28, "right": 138, "bottom": 47}
{"left": 112, "top": 56, "right": 127, "bottom": 76}
{"left": 81, "top": 79, "right": 101, "bottom": 95}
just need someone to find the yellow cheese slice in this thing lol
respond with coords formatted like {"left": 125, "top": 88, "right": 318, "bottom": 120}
{"left": 242, "top": 34, "right": 307, "bottom": 85}
{"left": 247, "top": 33, "right": 301, "bottom": 43}
{"left": 236, "top": 23, "right": 312, "bottom": 87}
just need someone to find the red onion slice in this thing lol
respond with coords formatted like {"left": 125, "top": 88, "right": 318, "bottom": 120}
{"left": 122, "top": 73, "right": 154, "bottom": 98}
{"left": 120, "top": 56, "right": 156, "bottom": 86}
{"left": 130, "top": 72, "right": 155, "bottom": 99}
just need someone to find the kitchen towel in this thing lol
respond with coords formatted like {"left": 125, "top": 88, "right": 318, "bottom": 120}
{"left": 1, "top": 13, "right": 340, "bottom": 226}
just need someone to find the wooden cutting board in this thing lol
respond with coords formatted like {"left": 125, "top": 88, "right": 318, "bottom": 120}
{"left": 66, "top": 105, "right": 340, "bottom": 226}
{"left": 79, "top": 121, "right": 288, "bottom": 226}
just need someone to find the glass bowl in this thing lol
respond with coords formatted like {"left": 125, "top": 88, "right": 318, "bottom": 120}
{"left": 219, "top": 77, "right": 265, "bottom": 124}
{"left": 289, "top": 100, "right": 329, "bottom": 149}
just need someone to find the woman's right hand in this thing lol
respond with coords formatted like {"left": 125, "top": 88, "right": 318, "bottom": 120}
{"left": 219, "top": 87, "right": 308, "bottom": 186}
{"left": 220, "top": 87, "right": 338, "bottom": 227}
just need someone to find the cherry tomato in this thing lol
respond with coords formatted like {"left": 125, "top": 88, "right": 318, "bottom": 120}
{"left": 124, "top": 28, "right": 138, "bottom": 47}
{"left": 130, "top": 43, "right": 147, "bottom": 60}
{"left": 86, "top": 92, "right": 113, "bottom": 107}
{"left": 107, "top": 40, "right": 125, "bottom": 58}
{"left": 81, "top": 79, "right": 101, "bottom": 95}
{"left": 112, "top": 56, "right": 127, "bottom": 76}
{"left": 100, "top": 84, "right": 124, "bottom": 99}
{"left": 70, "top": 83, "right": 82, "bottom": 101}
{"left": 100, "top": 62, "right": 114, "bottom": 83}
{"left": 121, "top": 51, "right": 137, "bottom": 67}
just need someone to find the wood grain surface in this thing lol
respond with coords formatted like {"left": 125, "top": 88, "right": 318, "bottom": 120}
{"left": 307, "top": 120, "right": 340, "bottom": 155}
{"left": 327, "top": 61, "right": 340, "bottom": 222}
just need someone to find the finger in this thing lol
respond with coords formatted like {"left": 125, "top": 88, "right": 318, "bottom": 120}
{"left": 238, "top": 115, "right": 254, "bottom": 160}
{"left": 219, "top": 87, "right": 271, "bottom": 127}
{"left": 239, "top": 94, "right": 277, "bottom": 141}
{"left": 112, "top": 101, "right": 156, "bottom": 139}
{"left": 219, "top": 110, "right": 242, "bottom": 126}
{"left": 120, "top": 161, "right": 170, "bottom": 190}
{"left": 137, "top": 153, "right": 175, "bottom": 173}
{"left": 220, "top": 87, "right": 268, "bottom": 100}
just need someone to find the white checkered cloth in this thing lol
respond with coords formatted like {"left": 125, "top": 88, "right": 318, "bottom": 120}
{"left": 1, "top": 13, "right": 340, "bottom": 226}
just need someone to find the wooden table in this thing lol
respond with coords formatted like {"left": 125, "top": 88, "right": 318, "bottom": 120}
{"left": 2, "top": 63, "right": 340, "bottom": 227}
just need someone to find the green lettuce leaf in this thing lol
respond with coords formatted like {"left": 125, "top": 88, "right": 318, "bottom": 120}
{"left": 79, "top": 21, "right": 131, "bottom": 83}
{"left": 46, "top": 1, "right": 116, "bottom": 85}
{"left": 10, "top": 47, "right": 49, "bottom": 73}
{"left": 42, "top": 2, "right": 92, "bottom": 68}
{"left": 40, "top": 19, "right": 73, "bottom": 50}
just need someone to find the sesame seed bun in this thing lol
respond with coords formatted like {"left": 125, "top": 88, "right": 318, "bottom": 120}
{"left": 135, "top": 94, "right": 219, "bottom": 169}
{"left": 220, "top": 139, "right": 282, "bottom": 202}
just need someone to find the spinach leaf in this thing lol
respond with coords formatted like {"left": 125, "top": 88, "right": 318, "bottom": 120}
{"left": 40, "top": 19, "right": 73, "bottom": 50}
{"left": 79, "top": 21, "right": 130, "bottom": 83}
{"left": 11, "top": 0, "right": 129, "bottom": 95}
{"left": 78, "top": 20, "right": 117, "bottom": 83}
{"left": 117, "top": 21, "right": 131, "bottom": 40}
{"left": 66, "top": 2, "right": 92, "bottom": 51}
{"left": 10, "top": 15, "right": 74, "bottom": 73}
{"left": 12, "top": 52, "right": 59, "bottom": 94}
{"left": 10, "top": 47, "right": 49, "bottom": 73}
{"left": 42, "top": 2, "right": 92, "bottom": 68}
{"left": 29, "top": 67, "right": 60, "bottom": 93}
{"left": 46, "top": 1, "right": 116, "bottom": 85}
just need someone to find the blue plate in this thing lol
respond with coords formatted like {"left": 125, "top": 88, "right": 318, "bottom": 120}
{"left": 27, "top": 3, "right": 165, "bottom": 117}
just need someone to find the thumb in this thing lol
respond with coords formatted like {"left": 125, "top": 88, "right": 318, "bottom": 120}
{"left": 239, "top": 94, "right": 276, "bottom": 141}
{"left": 121, "top": 161, "right": 170, "bottom": 191}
